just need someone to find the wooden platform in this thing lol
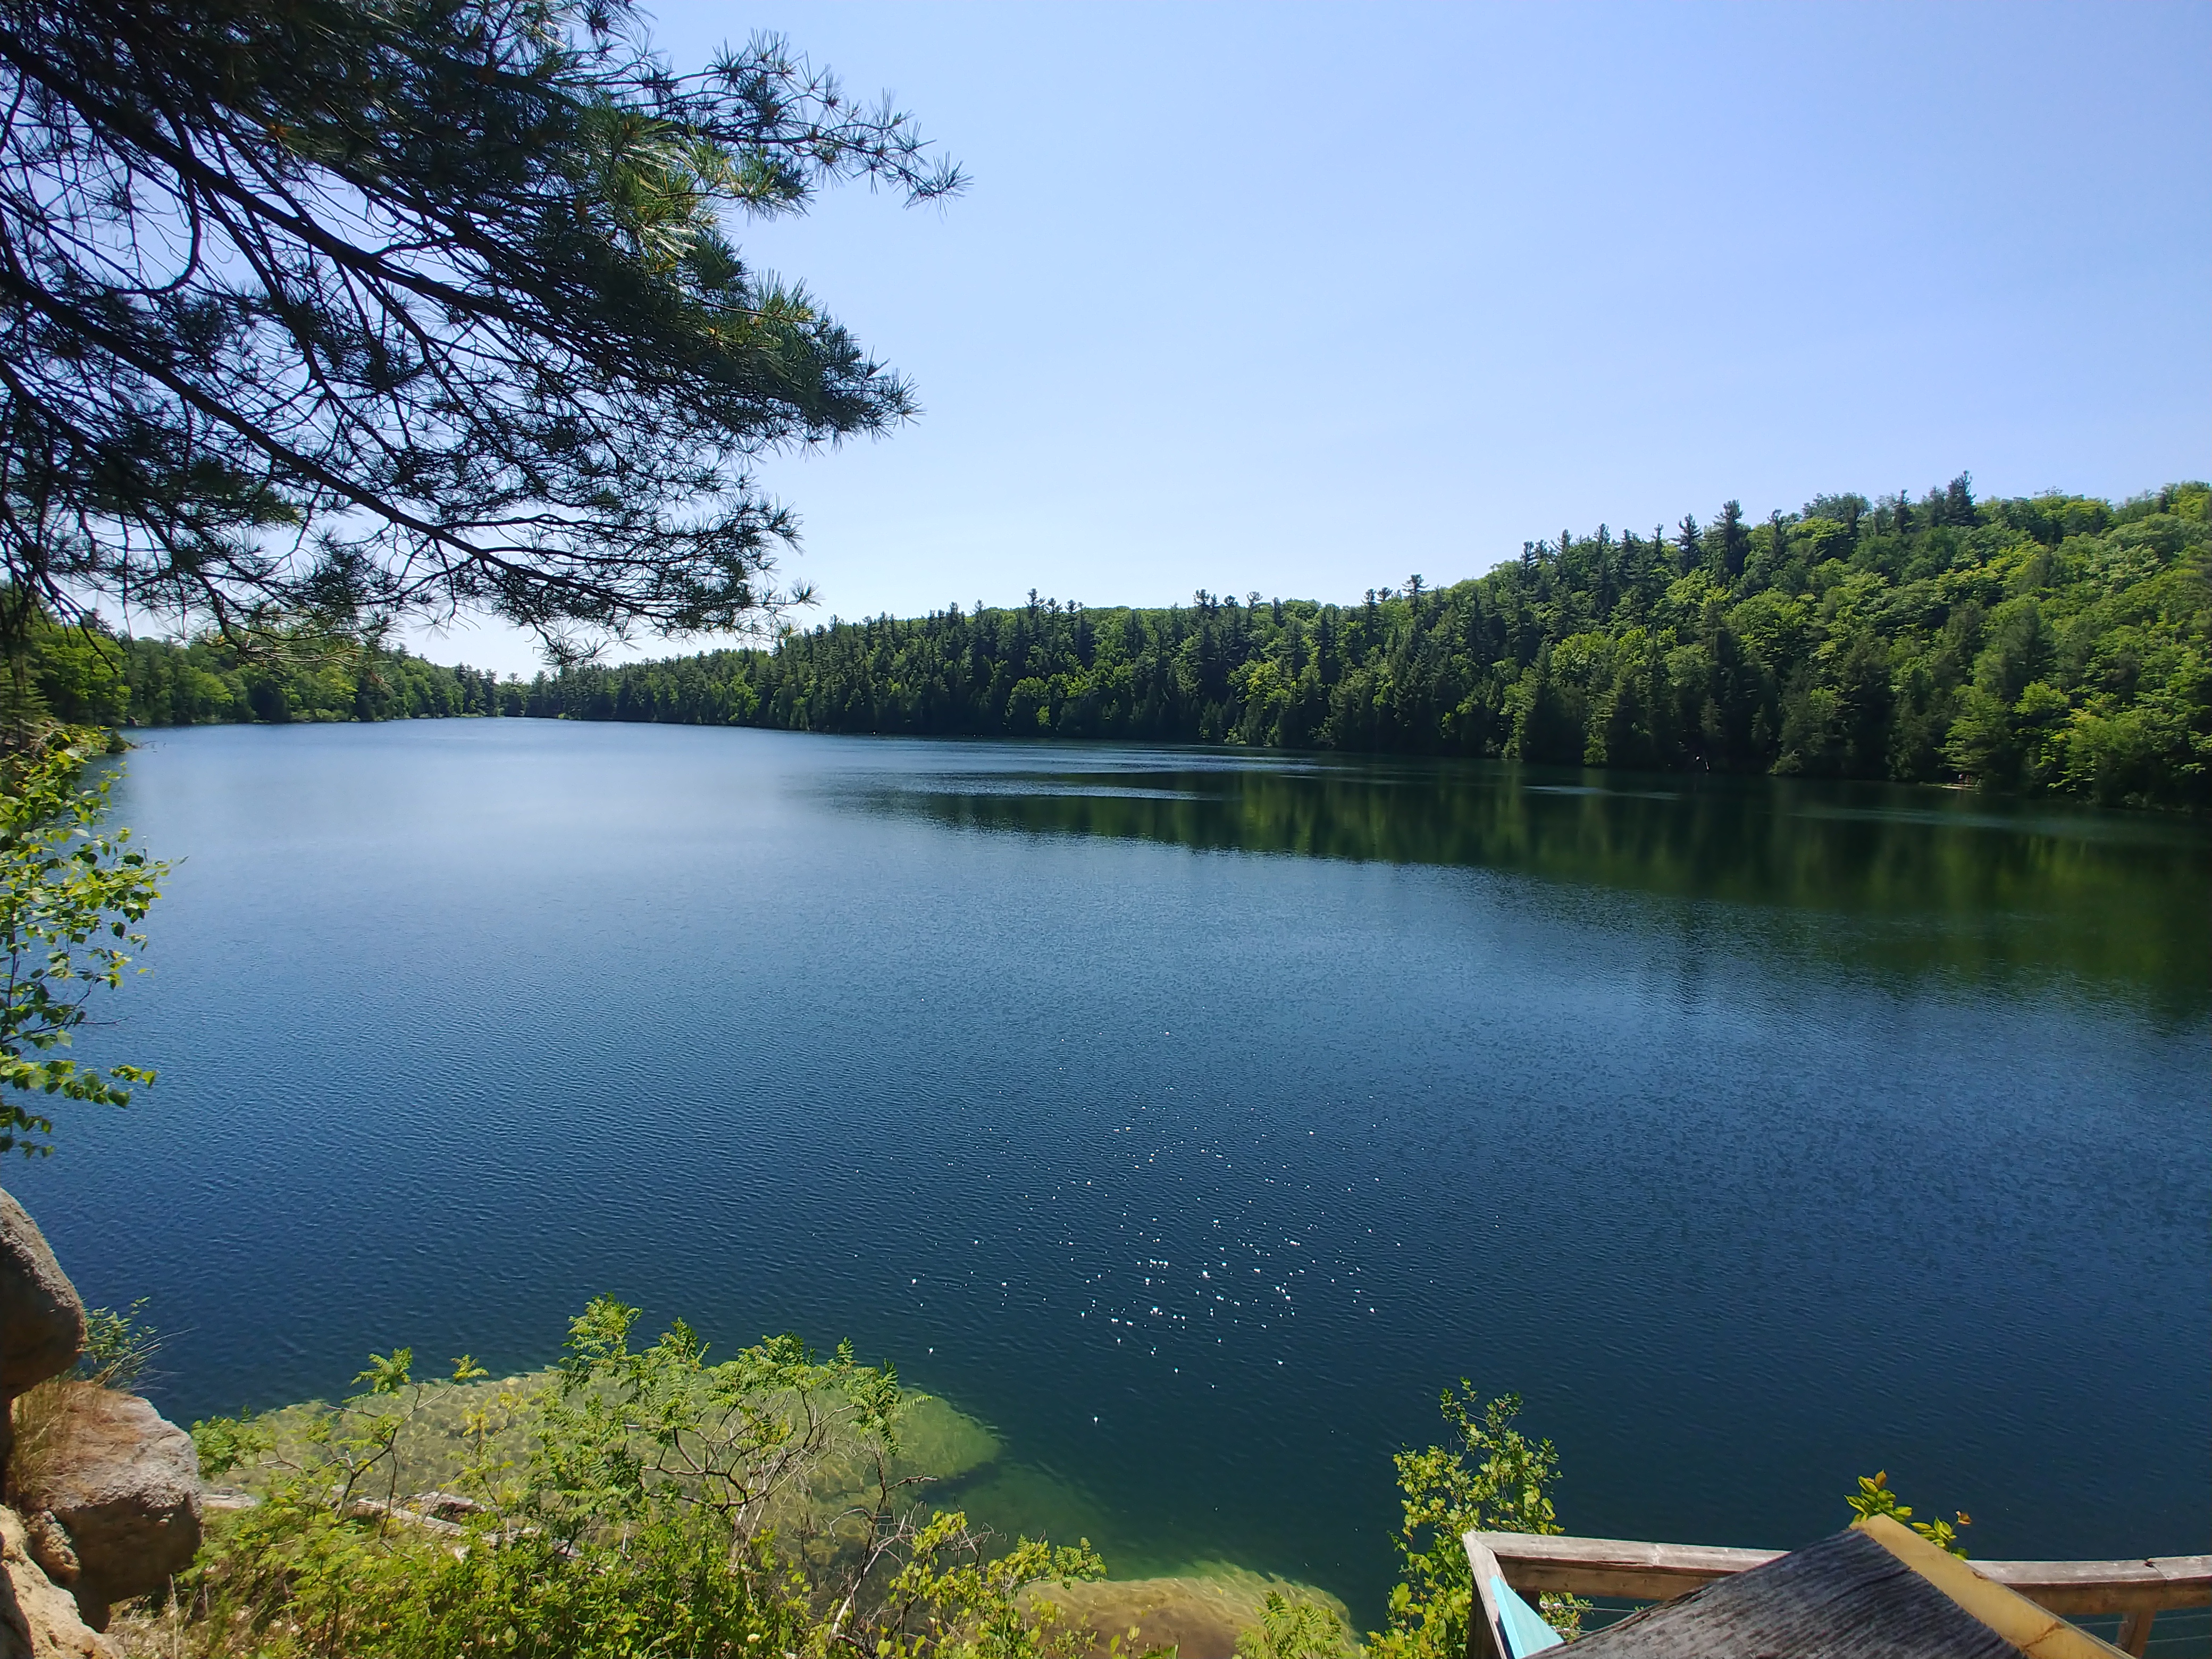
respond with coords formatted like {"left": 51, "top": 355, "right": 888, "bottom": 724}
{"left": 1464, "top": 1518, "right": 2211, "bottom": 1658}
{"left": 1474, "top": 1529, "right": 2212, "bottom": 1619}
{"left": 1561, "top": 1525, "right": 2066, "bottom": 1657}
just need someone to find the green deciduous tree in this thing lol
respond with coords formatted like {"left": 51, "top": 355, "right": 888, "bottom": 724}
{"left": 1369, "top": 1386, "right": 1583, "bottom": 1659}
{"left": 0, "top": 729, "right": 163, "bottom": 1153}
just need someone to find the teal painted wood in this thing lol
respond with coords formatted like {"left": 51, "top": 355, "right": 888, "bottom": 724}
{"left": 1492, "top": 1576, "right": 1563, "bottom": 1656}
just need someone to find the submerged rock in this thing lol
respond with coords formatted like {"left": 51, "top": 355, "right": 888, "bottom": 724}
{"left": 0, "top": 1504, "right": 110, "bottom": 1659}
{"left": 6, "top": 1387, "right": 199, "bottom": 1631}
{"left": 1030, "top": 1568, "right": 1353, "bottom": 1659}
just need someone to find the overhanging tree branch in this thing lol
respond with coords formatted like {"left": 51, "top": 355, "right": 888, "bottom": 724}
{"left": 0, "top": 0, "right": 962, "bottom": 659}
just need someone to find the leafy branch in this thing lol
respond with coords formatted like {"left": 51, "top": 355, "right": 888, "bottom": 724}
{"left": 0, "top": 725, "right": 164, "bottom": 1154}
{"left": 1848, "top": 1470, "right": 1973, "bottom": 1557}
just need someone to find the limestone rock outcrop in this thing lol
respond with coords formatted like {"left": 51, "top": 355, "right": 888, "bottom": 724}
{"left": 13, "top": 1518, "right": 71, "bottom": 1590}
{"left": 1, "top": 1186, "right": 201, "bottom": 1636}
{"left": 0, "top": 1189, "right": 85, "bottom": 1474}
{"left": 5, "top": 1387, "right": 200, "bottom": 1631}
{"left": 0, "top": 1504, "right": 110, "bottom": 1659}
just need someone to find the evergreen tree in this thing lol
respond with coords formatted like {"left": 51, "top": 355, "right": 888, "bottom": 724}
{"left": 0, "top": 0, "right": 958, "bottom": 662}
{"left": 1675, "top": 515, "right": 1702, "bottom": 576}
{"left": 1718, "top": 500, "right": 1748, "bottom": 578}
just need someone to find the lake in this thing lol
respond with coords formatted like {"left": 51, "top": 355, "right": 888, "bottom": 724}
{"left": 13, "top": 719, "right": 2208, "bottom": 1617}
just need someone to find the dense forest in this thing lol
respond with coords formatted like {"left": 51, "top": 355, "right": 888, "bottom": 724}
{"left": 522, "top": 479, "right": 2209, "bottom": 808}
{"left": 14, "top": 626, "right": 521, "bottom": 727}
{"left": 19, "top": 479, "right": 2208, "bottom": 809}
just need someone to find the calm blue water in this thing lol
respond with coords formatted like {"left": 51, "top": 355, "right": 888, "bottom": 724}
{"left": 11, "top": 720, "right": 2208, "bottom": 1613}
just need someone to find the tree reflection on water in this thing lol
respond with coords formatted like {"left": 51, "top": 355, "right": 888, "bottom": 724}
{"left": 854, "top": 756, "right": 2206, "bottom": 1012}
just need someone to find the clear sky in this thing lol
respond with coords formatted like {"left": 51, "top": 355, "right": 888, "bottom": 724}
{"left": 415, "top": 0, "right": 2212, "bottom": 675}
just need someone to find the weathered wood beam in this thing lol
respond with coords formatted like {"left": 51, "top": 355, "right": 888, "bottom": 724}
{"left": 1472, "top": 1532, "right": 1781, "bottom": 1602}
{"left": 1975, "top": 1555, "right": 2212, "bottom": 1617}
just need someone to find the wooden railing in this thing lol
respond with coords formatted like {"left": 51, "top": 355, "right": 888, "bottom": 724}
{"left": 1472, "top": 1530, "right": 2212, "bottom": 1656}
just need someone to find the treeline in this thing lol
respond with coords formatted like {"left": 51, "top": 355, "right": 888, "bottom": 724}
{"left": 15, "top": 479, "right": 2207, "bottom": 808}
{"left": 528, "top": 479, "right": 2210, "bottom": 808}
{"left": 14, "top": 626, "right": 524, "bottom": 727}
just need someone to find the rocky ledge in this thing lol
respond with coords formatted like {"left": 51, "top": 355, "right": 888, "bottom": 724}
{"left": 2, "top": 1188, "right": 202, "bottom": 1654}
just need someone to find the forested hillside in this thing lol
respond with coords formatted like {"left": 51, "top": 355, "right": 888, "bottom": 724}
{"left": 526, "top": 479, "right": 2208, "bottom": 808}
{"left": 19, "top": 479, "right": 2207, "bottom": 809}
{"left": 15, "top": 626, "right": 519, "bottom": 727}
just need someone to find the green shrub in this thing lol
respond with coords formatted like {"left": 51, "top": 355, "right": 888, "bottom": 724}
{"left": 1235, "top": 1590, "right": 1351, "bottom": 1659}
{"left": 1367, "top": 1386, "right": 1584, "bottom": 1659}
{"left": 161, "top": 1300, "right": 1105, "bottom": 1659}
